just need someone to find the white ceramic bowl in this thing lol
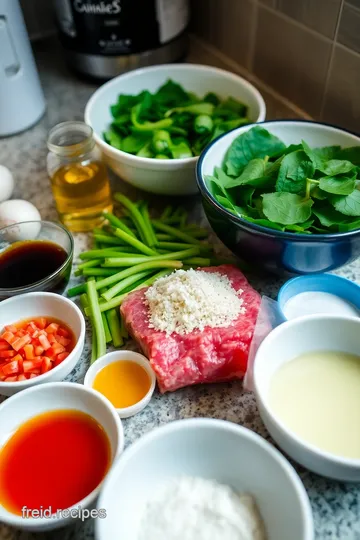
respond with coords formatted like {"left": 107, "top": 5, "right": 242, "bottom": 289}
{"left": 84, "top": 350, "right": 156, "bottom": 419}
{"left": 254, "top": 315, "right": 360, "bottom": 481}
{"left": 0, "top": 292, "right": 85, "bottom": 396}
{"left": 84, "top": 64, "right": 266, "bottom": 196}
{"left": 0, "top": 382, "right": 124, "bottom": 531}
{"left": 96, "top": 418, "right": 313, "bottom": 540}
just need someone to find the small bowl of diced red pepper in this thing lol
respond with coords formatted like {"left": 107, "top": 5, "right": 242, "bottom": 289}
{"left": 0, "top": 292, "right": 86, "bottom": 396}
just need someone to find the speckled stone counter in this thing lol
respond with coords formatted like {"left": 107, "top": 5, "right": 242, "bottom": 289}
{"left": 0, "top": 37, "right": 360, "bottom": 540}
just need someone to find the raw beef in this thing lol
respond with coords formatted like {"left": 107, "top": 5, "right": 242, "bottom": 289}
{"left": 121, "top": 265, "right": 261, "bottom": 393}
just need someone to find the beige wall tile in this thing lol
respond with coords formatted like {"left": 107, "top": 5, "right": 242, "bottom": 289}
{"left": 258, "top": 0, "right": 276, "bottom": 6}
{"left": 253, "top": 7, "right": 332, "bottom": 117}
{"left": 276, "top": 0, "right": 342, "bottom": 38}
{"left": 347, "top": 0, "right": 360, "bottom": 7}
{"left": 191, "top": 0, "right": 257, "bottom": 69}
{"left": 338, "top": 2, "right": 360, "bottom": 54}
{"left": 322, "top": 45, "right": 360, "bottom": 133}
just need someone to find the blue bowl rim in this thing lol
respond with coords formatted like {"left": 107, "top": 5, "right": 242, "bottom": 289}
{"left": 196, "top": 119, "right": 360, "bottom": 241}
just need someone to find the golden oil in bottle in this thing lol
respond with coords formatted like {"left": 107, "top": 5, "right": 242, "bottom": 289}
{"left": 47, "top": 122, "right": 112, "bottom": 232}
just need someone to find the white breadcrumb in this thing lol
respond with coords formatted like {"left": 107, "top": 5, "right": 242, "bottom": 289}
{"left": 144, "top": 268, "right": 245, "bottom": 335}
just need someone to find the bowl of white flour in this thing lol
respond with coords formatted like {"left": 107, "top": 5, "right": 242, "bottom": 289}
{"left": 95, "top": 418, "right": 313, "bottom": 540}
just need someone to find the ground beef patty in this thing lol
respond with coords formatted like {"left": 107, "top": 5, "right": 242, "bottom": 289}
{"left": 121, "top": 265, "right": 261, "bottom": 393}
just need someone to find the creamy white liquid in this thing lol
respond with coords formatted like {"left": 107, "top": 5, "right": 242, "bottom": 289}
{"left": 283, "top": 291, "right": 359, "bottom": 320}
{"left": 269, "top": 350, "right": 360, "bottom": 458}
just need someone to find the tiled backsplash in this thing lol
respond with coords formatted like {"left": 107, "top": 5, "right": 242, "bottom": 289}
{"left": 191, "top": 0, "right": 360, "bottom": 132}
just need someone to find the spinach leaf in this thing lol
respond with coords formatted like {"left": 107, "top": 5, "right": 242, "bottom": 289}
{"left": 335, "top": 147, "right": 360, "bottom": 166}
{"left": 312, "top": 205, "right": 349, "bottom": 227}
{"left": 262, "top": 192, "right": 313, "bottom": 225}
{"left": 224, "top": 126, "right": 286, "bottom": 177}
{"left": 319, "top": 175, "right": 356, "bottom": 195}
{"left": 321, "top": 159, "right": 355, "bottom": 176}
{"left": 339, "top": 218, "right": 360, "bottom": 232}
{"left": 285, "top": 220, "right": 314, "bottom": 234}
{"left": 302, "top": 140, "right": 355, "bottom": 176}
{"left": 205, "top": 175, "right": 235, "bottom": 203}
{"left": 214, "top": 166, "right": 234, "bottom": 187}
{"left": 244, "top": 217, "right": 284, "bottom": 231}
{"left": 216, "top": 196, "right": 248, "bottom": 218}
{"left": 302, "top": 142, "right": 341, "bottom": 168}
{"left": 223, "top": 158, "right": 270, "bottom": 189}
{"left": 237, "top": 187, "right": 255, "bottom": 207}
{"left": 311, "top": 187, "right": 328, "bottom": 200}
{"left": 331, "top": 190, "right": 360, "bottom": 216}
{"left": 276, "top": 150, "right": 314, "bottom": 195}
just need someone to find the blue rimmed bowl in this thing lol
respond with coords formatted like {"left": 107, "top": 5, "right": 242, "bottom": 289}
{"left": 196, "top": 120, "right": 360, "bottom": 275}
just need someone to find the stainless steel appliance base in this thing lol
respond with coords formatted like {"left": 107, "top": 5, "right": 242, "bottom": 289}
{"left": 64, "top": 33, "right": 188, "bottom": 80}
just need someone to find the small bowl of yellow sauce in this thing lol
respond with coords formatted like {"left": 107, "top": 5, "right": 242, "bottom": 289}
{"left": 84, "top": 351, "right": 156, "bottom": 418}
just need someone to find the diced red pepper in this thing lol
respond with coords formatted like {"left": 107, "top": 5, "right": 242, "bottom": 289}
{"left": 55, "top": 352, "right": 69, "bottom": 366}
{"left": 38, "top": 334, "right": 51, "bottom": 350}
{"left": 0, "top": 318, "right": 74, "bottom": 383}
{"left": 2, "top": 331, "right": 15, "bottom": 345}
{"left": 57, "top": 327, "right": 69, "bottom": 338}
{"left": 12, "top": 334, "right": 31, "bottom": 351}
{"left": 41, "top": 357, "right": 52, "bottom": 374}
{"left": 23, "top": 344, "right": 35, "bottom": 360}
{"left": 5, "top": 325, "right": 18, "bottom": 333}
{"left": 36, "top": 318, "right": 47, "bottom": 329}
{"left": 34, "top": 346, "right": 44, "bottom": 356}
{"left": 45, "top": 323, "right": 59, "bottom": 334}
{"left": 2, "top": 361, "right": 20, "bottom": 376}
{"left": 0, "top": 350, "right": 16, "bottom": 358}
{"left": 56, "top": 336, "right": 71, "bottom": 347}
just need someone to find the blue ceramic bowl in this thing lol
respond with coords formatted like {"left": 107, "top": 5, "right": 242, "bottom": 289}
{"left": 196, "top": 120, "right": 360, "bottom": 275}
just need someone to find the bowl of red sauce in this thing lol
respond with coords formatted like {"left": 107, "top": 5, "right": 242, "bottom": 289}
{"left": 0, "top": 292, "right": 85, "bottom": 396}
{"left": 0, "top": 382, "right": 123, "bottom": 531}
{"left": 0, "top": 220, "right": 73, "bottom": 300}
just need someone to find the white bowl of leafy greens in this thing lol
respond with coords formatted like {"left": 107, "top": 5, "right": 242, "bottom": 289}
{"left": 84, "top": 64, "right": 266, "bottom": 196}
{"left": 197, "top": 120, "right": 360, "bottom": 274}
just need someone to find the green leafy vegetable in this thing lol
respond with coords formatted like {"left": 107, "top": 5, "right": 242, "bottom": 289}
{"left": 276, "top": 150, "right": 314, "bottom": 195}
{"left": 223, "top": 126, "right": 286, "bottom": 177}
{"left": 207, "top": 126, "right": 360, "bottom": 234}
{"left": 319, "top": 174, "right": 356, "bottom": 195}
{"left": 262, "top": 193, "right": 313, "bottom": 225}
{"left": 105, "top": 80, "right": 249, "bottom": 159}
{"left": 331, "top": 190, "right": 360, "bottom": 216}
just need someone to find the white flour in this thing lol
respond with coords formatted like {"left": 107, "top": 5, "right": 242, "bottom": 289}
{"left": 137, "top": 476, "right": 267, "bottom": 540}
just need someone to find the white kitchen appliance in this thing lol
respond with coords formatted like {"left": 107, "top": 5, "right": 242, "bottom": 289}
{"left": 0, "top": 0, "right": 46, "bottom": 137}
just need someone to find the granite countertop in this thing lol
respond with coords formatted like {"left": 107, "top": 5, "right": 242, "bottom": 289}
{"left": 0, "top": 37, "right": 359, "bottom": 540}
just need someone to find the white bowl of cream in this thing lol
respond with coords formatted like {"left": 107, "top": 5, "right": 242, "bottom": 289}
{"left": 253, "top": 314, "right": 360, "bottom": 481}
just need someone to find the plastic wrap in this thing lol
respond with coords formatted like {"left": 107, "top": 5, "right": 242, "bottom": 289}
{"left": 244, "top": 296, "right": 284, "bottom": 392}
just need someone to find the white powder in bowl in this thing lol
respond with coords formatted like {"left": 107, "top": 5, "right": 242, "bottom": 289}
{"left": 137, "top": 476, "right": 267, "bottom": 540}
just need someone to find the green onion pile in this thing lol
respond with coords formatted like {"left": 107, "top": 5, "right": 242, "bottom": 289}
{"left": 68, "top": 194, "right": 225, "bottom": 362}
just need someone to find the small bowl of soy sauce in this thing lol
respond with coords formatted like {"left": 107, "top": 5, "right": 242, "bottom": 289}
{"left": 0, "top": 221, "right": 74, "bottom": 300}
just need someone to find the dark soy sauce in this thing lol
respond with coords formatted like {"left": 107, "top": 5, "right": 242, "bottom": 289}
{"left": 0, "top": 241, "right": 68, "bottom": 289}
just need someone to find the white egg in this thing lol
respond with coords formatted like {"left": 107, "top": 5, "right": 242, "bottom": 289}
{"left": 0, "top": 165, "right": 14, "bottom": 202}
{"left": 0, "top": 200, "right": 41, "bottom": 241}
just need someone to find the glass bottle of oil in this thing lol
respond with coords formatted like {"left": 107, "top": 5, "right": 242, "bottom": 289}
{"left": 47, "top": 121, "right": 112, "bottom": 232}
